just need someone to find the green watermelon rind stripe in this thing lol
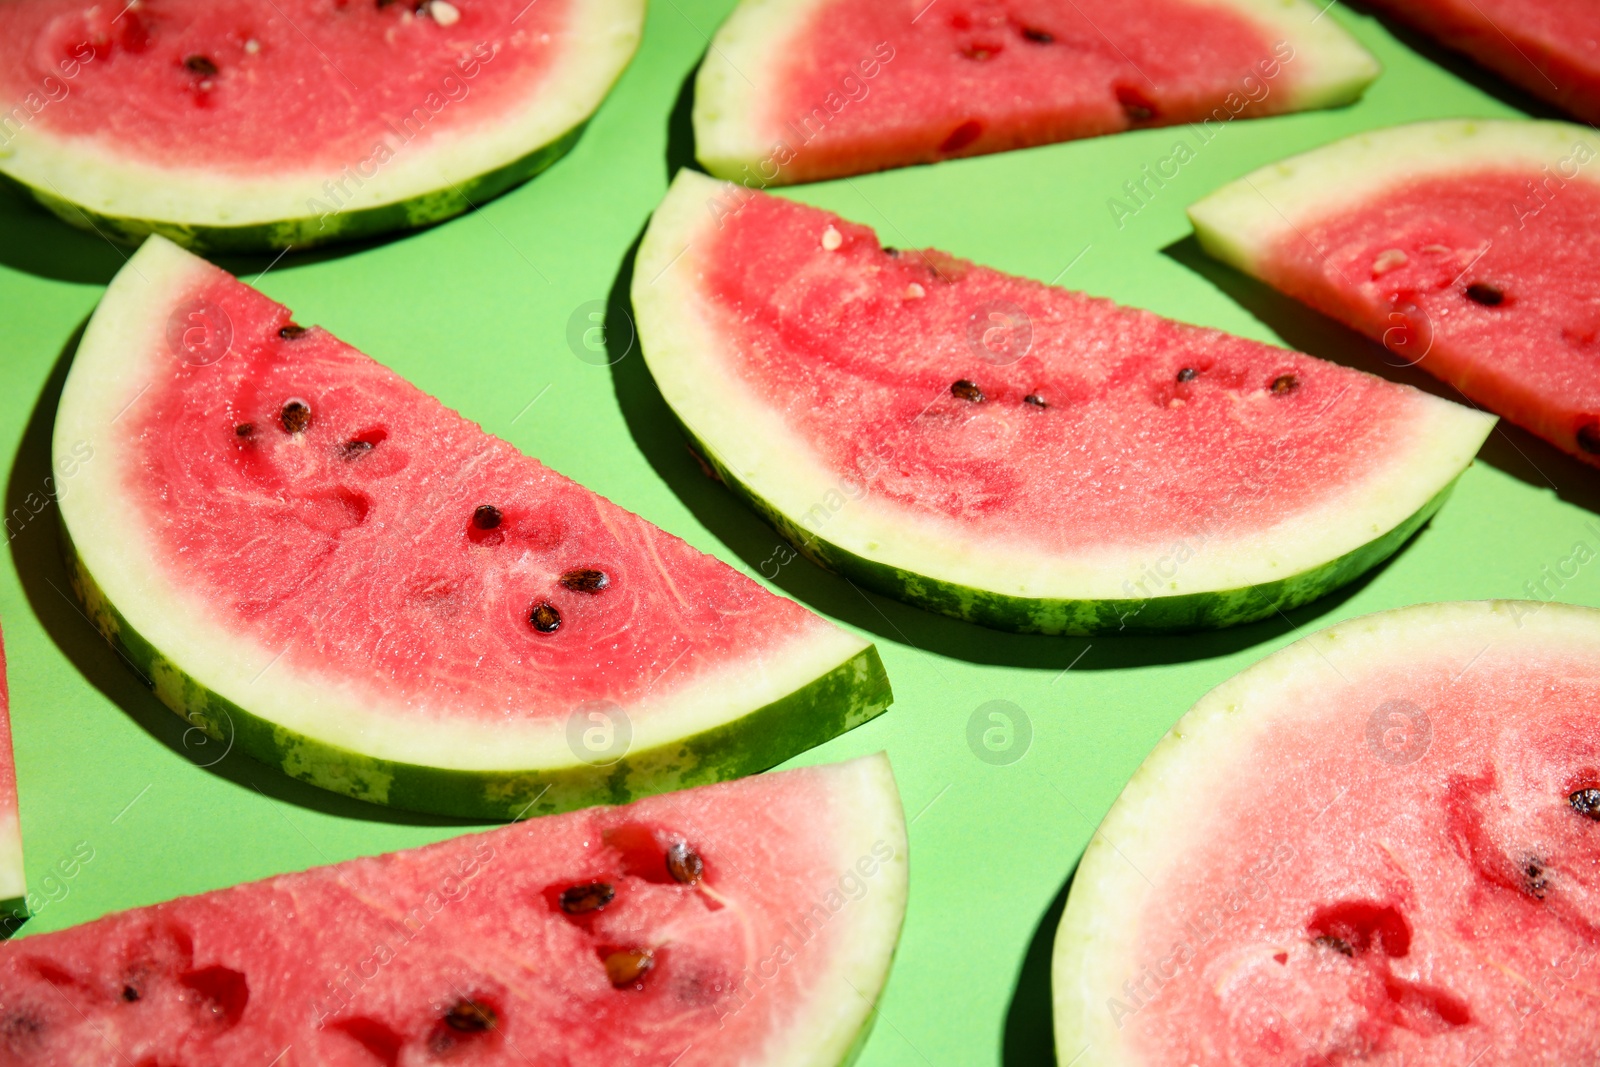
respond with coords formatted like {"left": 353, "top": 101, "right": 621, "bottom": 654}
{"left": 62, "top": 523, "right": 893, "bottom": 821}
{"left": 2, "top": 126, "right": 583, "bottom": 255}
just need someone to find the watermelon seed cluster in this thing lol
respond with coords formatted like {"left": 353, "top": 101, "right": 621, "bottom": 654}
{"left": 549, "top": 841, "right": 705, "bottom": 990}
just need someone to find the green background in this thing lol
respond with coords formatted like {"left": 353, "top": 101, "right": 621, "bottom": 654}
{"left": 1, "top": 2, "right": 1596, "bottom": 1063}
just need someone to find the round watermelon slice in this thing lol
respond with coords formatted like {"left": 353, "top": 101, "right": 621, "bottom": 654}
{"left": 0, "top": 0, "right": 644, "bottom": 252}
{"left": 693, "top": 0, "right": 1380, "bottom": 185}
{"left": 0, "top": 754, "right": 908, "bottom": 1066}
{"left": 1188, "top": 118, "right": 1600, "bottom": 468}
{"left": 631, "top": 171, "right": 1495, "bottom": 635}
{"left": 0, "top": 627, "right": 24, "bottom": 926}
{"left": 53, "top": 234, "right": 891, "bottom": 820}
{"left": 1052, "top": 600, "right": 1600, "bottom": 1065}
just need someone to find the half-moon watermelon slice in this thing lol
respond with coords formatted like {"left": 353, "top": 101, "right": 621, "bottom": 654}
{"left": 1052, "top": 600, "right": 1600, "bottom": 1065}
{"left": 632, "top": 171, "right": 1494, "bottom": 635}
{"left": 0, "top": 754, "right": 908, "bottom": 1067}
{"left": 0, "top": 627, "right": 23, "bottom": 926}
{"left": 54, "top": 235, "right": 891, "bottom": 819}
{"left": 693, "top": 0, "right": 1380, "bottom": 184}
{"left": 0, "top": 0, "right": 644, "bottom": 252}
{"left": 1190, "top": 118, "right": 1600, "bottom": 468}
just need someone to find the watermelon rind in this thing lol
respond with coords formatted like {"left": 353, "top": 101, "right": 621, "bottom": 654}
{"left": 52, "top": 235, "right": 893, "bottom": 820}
{"left": 0, "top": 0, "right": 643, "bottom": 252}
{"left": 693, "top": 0, "right": 1381, "bottom": 185}
{"left": 632, "top": 171, "right": 1495, "bottom": 635}
{"left": 1048, "top": 599, "right": 1600, "bottom": 1065}
{"left": 0, "top": 819, "right": 22, "bottom": 928}
{"left": 1187, "top": 118, "right": 1600, "bottom": 279}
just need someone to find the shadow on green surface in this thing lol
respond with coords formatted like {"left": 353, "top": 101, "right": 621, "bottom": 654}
{"left": 608, "top": 234, "right": 1414, "bottom": 671}
{"left": 1002, "top": 866, "right": 1075, "bottom": 1066}
{"left": 1165, "top": 236, "right": 1600, "bottom": 518}
{"left": 6, "top": 327, "right": 474, "bottom": 828}
{"left": 665, "top": 55, "right": 708, "bottom": 182}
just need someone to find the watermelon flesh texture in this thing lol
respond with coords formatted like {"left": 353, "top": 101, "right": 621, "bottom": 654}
{"left": 632, "top": 171, "right": 1493, "bottom": 634}
{"left": 1360, "top": 0, "right": 1600, "bottom": 125}
{"left": 0, "top": 629, "right": 22, "bottom": 923}
{"left": 0, "top": 755, "right": 909, "bottom": 1067}
{"left": 1052, "top": 601, "right": 1600, "bottom": 1065}
{"left": 694, "top": 0, "right": 1379, "bottom": 184}
{"left": 53, "top": 235, "right": 889, "bottom": 818}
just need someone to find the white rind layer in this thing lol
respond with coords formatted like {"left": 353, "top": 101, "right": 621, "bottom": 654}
{"left": 53, "top": 235, "right": 870, "bottom": 775}
{"left": 635, "top": 171, "right": 1494, "bottom": 605}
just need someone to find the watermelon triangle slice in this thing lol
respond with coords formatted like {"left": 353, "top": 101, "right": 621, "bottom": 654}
{"left": 632, "top": 171, "right": 1495, "bottom": 635}
{"left": 0, "top": 0, "right": 645, "bottom": 252}
{"left": 1051, "top": 600, "right": 1600, "bottom": 1065}
{"left": 1189, "top": 118, "right": 1600, "bottom": 468}
{"left": 0, "top": 628, "right": 23, "bottom": 926}
{"left": 0, "top": 754, "right": 908, "bottom": 1066}
{"left": 54, "top": 235, "right": 891, "bottom": 820}
{"left": 693, "top": 0, "right": 1380, "bottom": 184}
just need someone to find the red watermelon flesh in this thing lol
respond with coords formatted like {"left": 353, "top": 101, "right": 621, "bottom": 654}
{"left": 0, "top": 756, "right": 908, "bottom": 1067}
{"left": 1361, "top": 0, "right": 1600, "bottom": 125}
{"left": 0, "top": 629, "right": 21, "bottom": 920}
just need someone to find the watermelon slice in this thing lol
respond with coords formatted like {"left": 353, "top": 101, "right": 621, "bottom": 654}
{"left": 0, "top": 628, "right": 23, "bottom": 926}
{"left": 631, "top": 171, "right": 1494, "bottom": 635}
{"left": 53, "top": 234, "right": 891, "bottom": 819}
{"left": 0, "top": 0, "right": 644, "bottom": 252}
{"left": 0, "top": 754, "right": 908, "bottom": 1066}
{"left": 1190, "top": 118, "right": 1600, "bottom": 468}
{"left": 692, "top": 0, "right": 1380, "bottom": 185}
{"left": 1361, "top": 0, "right": 1600, "bottom": 125}
{"left": 1051, "top": 600, "right": 1600, "bottom": 1065}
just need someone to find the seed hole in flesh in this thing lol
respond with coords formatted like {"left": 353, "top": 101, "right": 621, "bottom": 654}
{"left": 234, "top": 423, "right": 254, "bottom": 438}
{"left": 331, "top": 1016, "right": 405, "bottom": 1066}
{"left": 443, "top": 999, "right": 497, "bottom": 1033}
{"left": 178, "top": 965, "right": 249, "bottom": 1028}
{"left": 278, "top": 324, "right": 307, "bottom": 340}
{"left": 529, "top": 602, "right": 561, "bottom": 634}
{"left": 961, "top": 42, "right": 1000, "bottom": 60}
{"left": 1465, "top": 282, "right": 1506, "bottom": 307}
{"left": 1307, "top": 901, "right": 1411, "bottom": 958}
{"left": 1023, "top": 394, "right": 1047, "bottom": 408}
{"left": 666, "top": 841, "right": 704, "bottom": 885}
{"left": 1576, "top": 422, "right": 1600, "bottom": 455}
{"left": 559, "top": 568, "right": 610, "bottom": 594}
{"left": 280, "top": 399, "right": 312, "bottom": 434}
{"left": 1313, "top": 935, "right": 1354, "bottom": 957}
{"left": 951, "top": 379, "right": 985, "bottom": 403}
{"left": 1571, "top": 787, "right": 1600, "bottom": 819}
{"left": 1021, "top": 26, "right": 1053, "bottom": 42}
{"left": 604, "top": 948, "right": 655, "bottom": 990}
{"left": 472, "top": 504, "right": 502, "bottom": 530}
{"left": 940, "top": 119, "right": 983, "bottom": 154}
{"left": 184, "top": 55, "right": 218, "bottom": 76}
{"left": 1115, "top": 84, "right": 1156, "bottom": 123}
{"left": 1270, "top": 374, "right": 1299, "bottom": 395}
{"left": 339, "top": 428, "right": 387, "bottom": 459}
{"left": 1176, "top": 367, "right": 1197, "bottom": 383}
{"left": 559, "top": 882, "right": 615, "bottom": 915}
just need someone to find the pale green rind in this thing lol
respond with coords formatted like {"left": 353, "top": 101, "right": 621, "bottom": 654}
{"left": 0, "top": 811, "right": 24, "bottom": 929}
{"left": 1049, "top": 600, "right": 1600, "bottom": 1065}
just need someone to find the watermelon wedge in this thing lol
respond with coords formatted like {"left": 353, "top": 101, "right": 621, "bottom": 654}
{"left": 1360, "top": 0, "right": 1600, "bottom": 125}
{"left": 631, "top": 171, "right": 1494, "bottom": 635}
{"left": 1051, "top": 600, "right": 1600, "bottom": 1065}
{"left": 0, "top": 0, "right": 645, "bottom": 252}
{"left": 692, "top": 0, "right": 1380, "bottom": 185}
{"left": 0, "top": 754, "right": 908, "bottom": 1066}
{"left": 1190, "top": 118, "right": 1600, "bottom": 468}
{"left": 53, "top": 235, "right": 891, "bottom": 819}
{"left": 0, "top": 628, "right": 23, "bottom": 926}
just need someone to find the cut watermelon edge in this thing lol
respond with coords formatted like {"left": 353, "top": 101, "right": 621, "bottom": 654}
{"left": 634, "top": 171, "right": 1496, "bottom": 635}
{"left": 692, "top": 0, "right": 1381, "bottom": 184}
{"left": 53, "top": 234, "right": 893, "bottom": 819}
{"left": 0, "top": 0, "right": 643, "bottom": 251}
{"left": 1049, "top": 598, "right": 1600, "bottom": 1065}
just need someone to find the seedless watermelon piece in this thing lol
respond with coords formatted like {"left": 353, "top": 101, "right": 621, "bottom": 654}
{"left": 0, "top": 754, "right": 908, "bottom": 1066}
{"left": 0, "top": 0, "right": 644, "bottom": 252}
{"left": 1190, "top": 118, "right": 1600, "bottom": 468}
{"left": 632, "top": 171, "right": 1493, "bottom": 635}
{"left": 54, "top": 235, "right": 891, "bottom": 819}
{"left": 693, "top": 0, "right": 1379, "bottom": 184}
{"left": 1361, "top": 0, "right": 1600, "bottom": 125}
{"left": 0, "top": 629, "right": 23, "bottom": 924}
{"left": 1052, "top": 601, "right": 1600, "bottom": 1065}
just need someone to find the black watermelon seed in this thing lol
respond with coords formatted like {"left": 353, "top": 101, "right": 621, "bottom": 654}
{"left": 529, "top": 602, "right": 561, "bottom": 634}
{"left": 1021, "top": 26, "right": 1054, "bottom": 43}
{"left": 1271, "top": 374, "right": 1299, "bottom": 395}
{"left": 1116, "top": 85, "right": 1156, "bottom": 123}
{"left": 234, "top": 423, "right": 254, "bottom": 438}
{"left": 1576, "top": 422, "right": 1600, "bottom": 455}
{"left": 559, "top": 568, "right": 610, "bottom": 593}
{"left": 443, "top": 999, "right": 496, "bottom": 1032}
{"left": 1570, "top": 788, "right": 1600, "bottom": 819}
{"left": 1465, "top": 282, "right": 1505, "bottom": 307}
{"left": 666, "top": 841, "right": 704, "bottom": 885}
{"left": 605, "top": 949, "right": 654, "bottom": 989}
{"left": 1524, "top": 859, "right": 1549, "bottom": 899}
{"left": 883, "top": 246, "right": 899, "bottom": 256}
{"left": 280, "top": 400, "right": 311, "bottom": 434}
{"left": 1176, "top": 367, "right": 1197, "bottom": 383}
{"left": 1313, "top": 935, "right": 1354, "bottom": 956}
{"left": 340, "top": 439, "right": 374, "bottom": 458}
{"left": 184, "top": 55, "right": 218, "bottom": 76}
{"left": 279, "top": 324, "right": 307, "bottom": 340}
{"left": 560, "top": 882, "right": 614, "bottom": 914}
{"left": 121, "top": 985, "right": 140, "bottom": 1002}
{"left": 1023, "top": 394, "right": 1047, "bottom": 408}
{"left": 472, "top": 505, "right": 502, "bottom": 530}
{"left": 951, "top": 379, "right": 985, "bottom": 402}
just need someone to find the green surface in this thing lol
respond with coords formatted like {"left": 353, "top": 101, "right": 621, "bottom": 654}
{"left": 0, "top": 3, "right": 1595, "bottom": 1064}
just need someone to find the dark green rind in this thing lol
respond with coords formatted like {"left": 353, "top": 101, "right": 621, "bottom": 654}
{"left": 62, "top": 523, "right": 892, "bottom": 820}
{"left": 3, "top": 125, "right": 583, "bottom": 255}
{"left": 673, "top": 418, "right": 1462, "bottom": 636}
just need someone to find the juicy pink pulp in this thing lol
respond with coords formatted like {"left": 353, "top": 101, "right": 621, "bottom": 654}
{"left": 765, "top": 0, "right": 1289, "bottom": 182}
{"left": 124, "top": 262, "right": 827, "bottom": 722}
{"left": 0, "top": 0, "right": 572, "bottom": 172}
{"left": 1123, "top": 644, "right": 1600, "bottom": 1066}
{"left": 1263, "top": 168, "right": 1600, "bottom": 467}
{"left": 0, "top": 631, "right": 13, "bottom": 836}
{"left": 0, "top": 764, "right": 882, "bottom": 1066}
{"left": 699, "top": 189, "right": 1419, "bottom": 556}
